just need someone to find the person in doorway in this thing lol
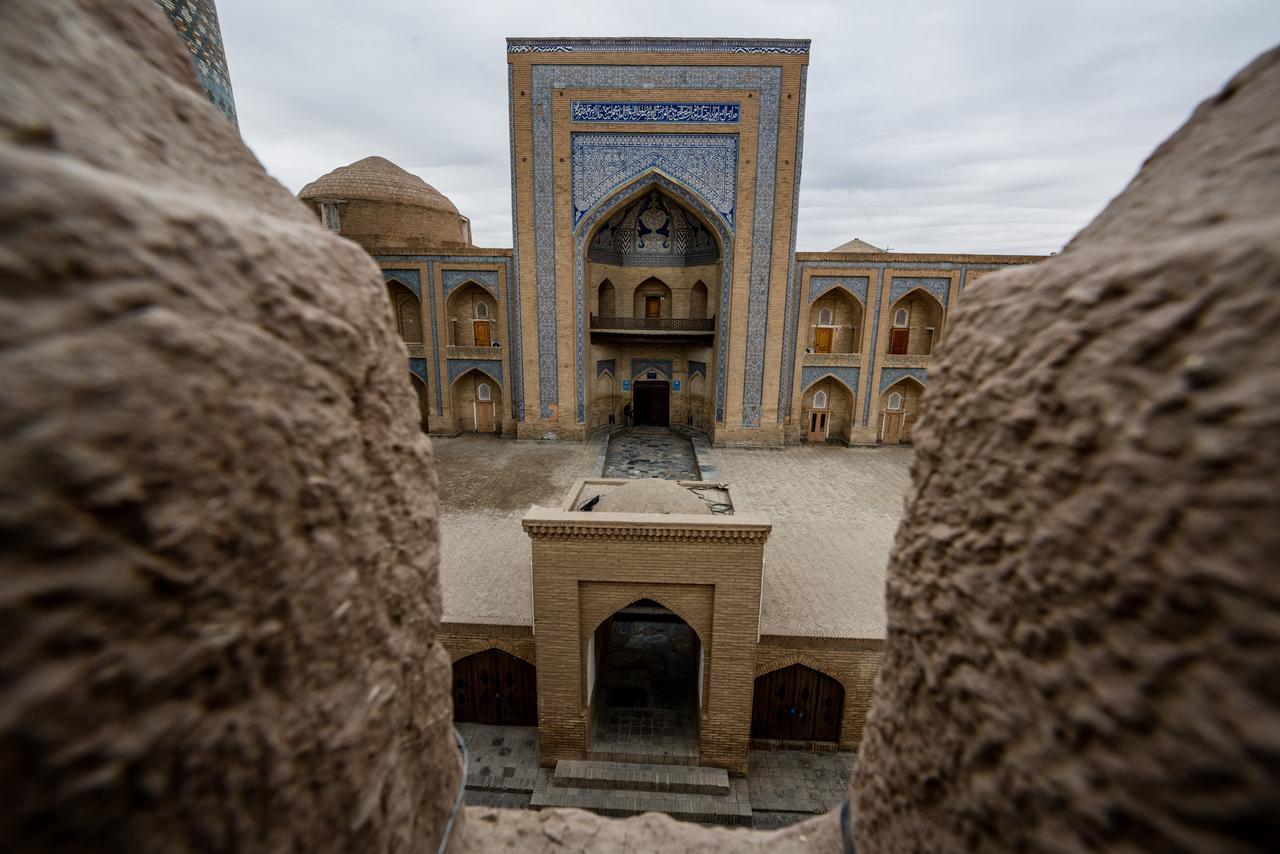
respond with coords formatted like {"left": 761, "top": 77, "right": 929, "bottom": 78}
{"left": 623, "top": 402, "right": 633, "bottom": 427}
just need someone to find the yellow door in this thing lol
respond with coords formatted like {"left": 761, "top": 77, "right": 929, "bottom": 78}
{"left": 881, "top": 412, "right": 903, "bottom": 444}
{"left": 474, "top": 400, "right": 495, "bottom": 433}
{"left": 473, "top": 320, "right": 491, "bottom": 347}
{"left": 645, "top": 296, "right": 661, "bottom": 318}
{"left": 807, "top": 410, "right": 828, "bottom": 442}
{"left": 814, "top": 327, "right": 833, "bottom": 353}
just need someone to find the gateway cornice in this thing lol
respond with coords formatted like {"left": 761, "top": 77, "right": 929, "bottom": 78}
{"left": 522, "top": 508, "right": 772, "bottom": 543}
{"left": 507, "top": 37, "right": 810, "bottom": 55}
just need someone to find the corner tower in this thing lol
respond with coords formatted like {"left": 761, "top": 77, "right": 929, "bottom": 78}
{"left": 507, "top": 37, "right": 810, "bottom": 445}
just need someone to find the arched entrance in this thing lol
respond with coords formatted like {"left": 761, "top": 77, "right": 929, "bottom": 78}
{"left": 751, "top": 664, "right": 844, "bottom": 743}
{"left": 589, "top": 599, "right": 700, "bottom": 762}
{"left": 450, "top": 368, "right": 503, "bottom": 434}
{"left": 879, "top": 377, "right": 925, "bottom": 444}
{"left": 632, "top": 375, "right": 670, "bottom": 426}
{"left": 452, "top": 649, "right": 537, "bottom": 725}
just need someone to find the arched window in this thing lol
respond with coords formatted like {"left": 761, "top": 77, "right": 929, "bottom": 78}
{"left": 818, "top": 307, "right": 833, "bottom": 325}
{"left": 887, "top": 391, "right": 903, "bottom": 411}
{"left": 894, "top": 307, "right": 909, "bottom": 327}
{"left": 477, "top": 382, "right": 492, "bottom": 402}
{"left": 813, "top": 390, "right": 829, "bottom": 409}
{"left": 475, "top": 301, "right": 489, "bottom": 319}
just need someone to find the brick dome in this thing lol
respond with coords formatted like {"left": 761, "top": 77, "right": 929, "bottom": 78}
{"left": 298, "top": 156, "right": 472, "bottom": 249}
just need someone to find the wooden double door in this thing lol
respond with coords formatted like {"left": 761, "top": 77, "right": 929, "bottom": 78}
{"left": 633, "top": 381, "right": 670, "bottom": 426}
{"left": 751, "top": 664, "right": 844, "bottom": 742}
{"left": 452, "top": 649, "right": 537, "bottom": 725}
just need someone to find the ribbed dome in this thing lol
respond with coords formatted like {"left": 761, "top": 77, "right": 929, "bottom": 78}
{"left": 299, "top": 156, "right": 459, "bottom": 214}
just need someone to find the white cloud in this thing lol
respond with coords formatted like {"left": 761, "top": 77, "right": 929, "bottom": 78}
{"left": 218, "top": 0, "right": 1280, "bottom": 254}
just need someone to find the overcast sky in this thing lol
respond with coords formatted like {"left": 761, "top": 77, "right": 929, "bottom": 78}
{"left": 217, "top": 1, "right": 1278, "bottom": 255}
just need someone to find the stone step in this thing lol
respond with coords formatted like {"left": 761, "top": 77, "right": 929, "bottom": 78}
{"left": 553, "top": 759, "right": 730, "bottom": 795}
{"left": 531, "top": 769, "right": 753, "bottom": 827}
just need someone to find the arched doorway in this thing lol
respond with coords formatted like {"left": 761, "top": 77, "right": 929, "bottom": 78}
{"left": 450, "top": 368, "right": 503, "bottom": 434}
{"left": 886, "top": 290, "right": 944, "bottom": 355}
{"left": 589, "top": 599, "right": 700, "bottom": 762}
{"left": 446, "top": 281, "right": 499, "bottom": 348}
{"left": 751, "top": 664, "right": 844, "bottom": 743}
{"left": 632, "top": 372, "right": 670, "bottom": 426}
{"left": 453, "top": 649, "right": 537, "bottom": 725}
{"left": 387, "top": 279, "right": 422, "bottom": 344}
{"left": 809, "top": 288, "right": 862, "bottom": 354}
{"left": 802, "top": 377, "right": 855, "bottom": 443}
{"left": 879, "top": 377, "right": 925, "bottom": 444}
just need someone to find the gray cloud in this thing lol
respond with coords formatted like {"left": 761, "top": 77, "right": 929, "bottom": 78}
{"left": 218, "top": 0, "right": 1279, "bottom": 255}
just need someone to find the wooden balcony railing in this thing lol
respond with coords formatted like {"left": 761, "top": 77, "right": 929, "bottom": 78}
{"left": 590, "top": 315, "right": 715, "bottom": 332}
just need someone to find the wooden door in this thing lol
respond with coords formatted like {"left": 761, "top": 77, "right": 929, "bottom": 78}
{"left": 751, "top": 664, "right": 845, "bottom": 743}
{"left": 814, "top": 327, "right": 833, "bottom": 353}
{"left": 881, "top": 412, "right": 903, "bottom": 444}
{"left": 807, "top": 410, "right": 828, "bottom": 442}
{"left": 474, "top": 400, "right": 495, "bottom": 433}
{"left": 633, "top": 382, "right": 669, "bottom": 426}
{"left": 473, "top": 320, "right": 491, "bottom": 347}
{"left": 888, "top": 327, "right": 910, "bottom": 355}
{"left": 453, "top": 650, "right": 537, "bottom": 725}
{"left": 645, "top": 296, "right": 662, "bottom": 318}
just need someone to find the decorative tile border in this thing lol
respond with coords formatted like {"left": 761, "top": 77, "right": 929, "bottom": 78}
{"left": 381, "top": 267, "right": 420, "bottom": 299}
{"left": 801, "top": 366, "right": 860, "bottom": 394}
{"left": 527, "top": 63, "right": 784, "bottom": 426}
{"left": 573, "top": 172, "right": 734, "bottom": 423}
{"left": 888, "top": 276, "right": 950, "bottom": 308}
{"left": 571, "top": 133, "right": 738, "bottom": 228}
{"left": 809, "top": 275, "right": 868, "bottom": 305}
{"left": 447, "top": 358, "right": 503, "bottom": 386}
{"left": 596, "top": 358, "right": 615, "bottom": 378}
{"left": 879, "top": 367, "right": 927, "bottom": 392}
{"left": 776, "top": 64, "right": 808, "bottom": 423}
{"left": 507, "top": 62, "right": 525, "bottom": 421}
{"left": 442, "top": 269, "right": 499, "bottom": 297}
{"left": 630, "top": 358, "right": 674, "bottom": 379}
{"left": 862, "top": 271, "right": 883, "bottom": 427}
{"left": 572, "top": 102, "right": 739, "bottom": 123}
{"left": 409, "top": 357, "right": 430, "bottom": 385}
{"left": 508, "top": 38, "right": 809, "bottom": 54}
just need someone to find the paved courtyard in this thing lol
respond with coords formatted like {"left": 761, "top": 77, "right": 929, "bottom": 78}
{"left": 458, "top": 722, "right": 854, "bottom": 828}
{"left": 602, "top": 428, "right": 700, "bottom": 480}
{"left": 432, "top": 434, "right": 913, "bottom": 637}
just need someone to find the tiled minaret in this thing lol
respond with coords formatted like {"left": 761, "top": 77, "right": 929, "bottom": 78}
{"left": 155, "top": 0, "right": 238, "bottom": 127}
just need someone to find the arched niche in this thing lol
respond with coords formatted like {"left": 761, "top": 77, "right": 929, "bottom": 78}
{"left": 447, "top": 282, "right": 499, "bottom": 347}
{"left": 809, "top": 287, "right": 863, "bottom": 354}
{"left": 450, "top": 368, "right": 503, "bottom": 434}
{"left": 387, "top": 279, "right": 422, "bottom": 343}
{"left": 886, "top": 289, "right": 944, "bottom": 356}
{"left": 878, "top": 376, "right": 926, "bottom": 444}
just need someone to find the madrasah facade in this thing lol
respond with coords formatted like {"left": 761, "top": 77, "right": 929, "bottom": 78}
{"left": 300, "top": 37, "right": 1044, "bottom": 450}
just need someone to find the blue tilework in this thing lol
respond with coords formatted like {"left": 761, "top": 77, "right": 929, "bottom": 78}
{"left": 688, "top": 360, "right": 707, "bottom": 378}
{"left": 572, "top": 102, "right": 739, "bottom": 123}
{"left": 889, "top": 276, "right": 950, "bottom": 309}
{"left": 448, "top": 358, "right": 503, "bottom": 386}
{"left": 801, "top": 366, "right": 860, "bottom": 394}
{"left": 862, "top": 271, "right": 883, "bottom": 426}
{"left": 409, "top": 358, "right": 429, "bottom": 384}
{"left": 526, "top": 63, "right": 783, "bottom": 427}
{"left": 596, "top": 358, "right": 615, "bottom": 378}
{"left": 508, "top": 38, "right": 809, "bottom": 54}
{"left": 809, "top": 275, "right": 868, "bottom": 305}
{"left": 442, "top": 269, "right": 499, "bottom": 296}
{"left": 572, "top": 133, "right": 738, "bottom": 228}
{"left": 776, "top": 64, "right": 809, "bottom": 422}
{"left": 574, "top": 172, "right": 733, "bottom": 423}
{"left": 381, "top": 267, "right": 420, "bottom": 299}
{"left": 879, "top": 367, "right": 927, "bottom": 392}
{"left": 630, "top": 358, "right": 674, "bottom": 379}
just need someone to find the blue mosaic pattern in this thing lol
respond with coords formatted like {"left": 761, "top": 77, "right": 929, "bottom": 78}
{"left": 448, "top": 358, "right": 503, "bottom": 386}
{"left": 571, "top": 133, "right": 738, "bottom": 228}
{"left": 879, "top": 367, "right": 928, "bottom": 392}
{"left": 862, "top": 271, "right": 883, "bottom": 426}
{"left": 801, "top": 366, "right": 860, "bottom": 394}
{"left": 442, "top": 269, "right": 499, "bottom": 296}
{"left": 573, "top": 172, "right": 733, "bottom": 422}
{"left": 508, "top": 38, "right": 809, "bottom": 54}
{"left": 688, "top": 360, "right": 707, "bottom": 378}
{"left": 381, "top": 268, "right": 420, "bottom": 299}
{"left": 506, "top": 63, "right": 525, "bottom": 421}
{"left": 809, "top": 275, "right": 868, "bottom": 305}
{"left": 630, "top": 358, "right": 674, "bottom": 379}
{"left": 572, "top": 102, "right": 739, "bottom": 123}
{"left": 776, "top": 64, "right": 809, "bottom": 422}
{"left": 527, "top": 63, "right": 784, "bottom": 427}
{"left": 596, "top": 358, "right": 615, "bottom": 378}
{"left": 889, "top": 276, "right": 951, "bottom": 309}
{"left": 409, "top": 358, "right": 429, "bottom": 384}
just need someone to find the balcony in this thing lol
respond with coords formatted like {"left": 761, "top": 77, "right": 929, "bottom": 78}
{"left": 405, "top": 342, "right": 426, "bottom": 358}
{"left": 589, "top": 315, "right": 715, "bottom": 342}
{"left": 802, "top": 352, "right": 861, "bottom": 367}
{"left": 880, "top": 353, "right": 930, "bottom": 368}
{"left": 447, "top": 344, "right": 502, "bottom": 360}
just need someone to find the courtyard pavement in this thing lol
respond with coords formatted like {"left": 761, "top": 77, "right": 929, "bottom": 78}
{"left": 432, "top": 434, "right": 913, "bottom": 637}
{"left": 602, "top": 428, "right": 700, "bottom": 480}
{"left": 457, "top": 722, "right": 855, "bottom": 829}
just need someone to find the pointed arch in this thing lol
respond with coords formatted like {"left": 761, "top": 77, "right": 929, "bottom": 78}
{"left": 801, "top": 371, "right": 857, "bottom": 396}
{"left": 575, "top": 166, "right": 732, "bottom": 241}
{"left": 387, "top": 279, "right": 423, "bottom": 343}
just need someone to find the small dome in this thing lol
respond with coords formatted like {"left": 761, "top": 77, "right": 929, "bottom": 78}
{"left": 830, "top": 237, "right": 883, "bottom": 253}
{"left": 299, "top": 156, "right": 459, "bottom": 213}
{"left": 594, "top": 479, "right": 711, "bottom": 515}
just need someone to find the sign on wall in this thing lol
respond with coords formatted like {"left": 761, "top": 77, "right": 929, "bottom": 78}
{"left": 673, "top": 380, "right": 681, "bottom": 393}
{"left": 622, "top": 380, "right": 631, "bottom": 391}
